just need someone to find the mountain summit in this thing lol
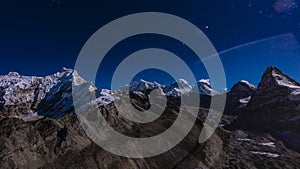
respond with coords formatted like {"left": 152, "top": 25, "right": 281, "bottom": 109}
{"left": 257, "top": 66, "right": 300, "bottom": 96}
{"left": 235, "top": 66, "right": 300, "bottom": 152}
{"left": 224, "top": 80, "right": 257, "bottom": 115}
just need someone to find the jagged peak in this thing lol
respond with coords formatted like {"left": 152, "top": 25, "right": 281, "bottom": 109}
{"left": 130, "top": 79, "right": 156, "bottom": 87}
{"left": 3, "top": 67, "right": 74, "bottom": 78}
{"left": 7, "top": 72, "right": 20, "bottom": 77}
{"left": 262, "top": 66, "right": 285, "bottom": 80}
{"left": 235, "top": 80, "right": 256, "bottom": 90}
{"left": 177, "top": 79, "right": 189, "bottom": 84}
{"left": 260, "top": 66, "right": 300, "bottom": 89}
{"left": 229, "top": 80, "right": 257, "bottom": 101}
{"left": 253, "top": 66, "right": 300, "bottom": 97}
{"left": 72, "top": 71, "right": 86, "bottom": 85}
{"left": 264, "top": 66, "right": 280, "bottom": 73}
{"left": 60, "top": 67, "right": 73, "bottom": 73}
{"left": 198, "top": 79, "right": 211, "bottom": 86}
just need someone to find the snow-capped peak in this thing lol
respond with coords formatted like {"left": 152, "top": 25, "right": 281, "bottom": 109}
{"left": 239, "top": 66, "right": 300, "bottom": 107}
{"left": 163, "top": 79, "right": 193, "bottom": 97}
{"left": 7, "top": 72, "right": 20, "bottom": 77}
{"left": 177, "top": 78, "right": 189, "bottom": 85}
{"left": 60, "top": 67, "right": 72, "bottom": 72}
{"left": 0, "top": 68, "right": 116, "bottom": 121}
{"left": 0, "top": 68, "right": 76, "bottom": 121}
{"left": 258, "top": 66, "right": 300, "bottom": 100}
{"left": 261, "top": 66, "right": 300, "bottom": 87}
{"left": 176, "top": 79, "right": 193, "bottom": 92}
{"left": 198, "top": 79, "right": 211, "bottom": 86}
{"left": 129, "top": 79, "right": 163, "bottom": 92}
{"left": 239, "top": 80, "right": 256, "bottom": 89}
{"left": 273, "top": 70, "right": 300, "bottom": 101}
{"left": 191, "top": 79, "right": 220, "bottom": 96}
{"left": 126, "top": 78, "right": 219, "bottom": 97}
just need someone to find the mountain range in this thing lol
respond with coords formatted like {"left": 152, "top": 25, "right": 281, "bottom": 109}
{"left": 0, "top": 66, "right": 299, "bottom": 169}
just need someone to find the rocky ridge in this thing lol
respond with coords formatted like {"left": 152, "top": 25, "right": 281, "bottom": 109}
{"left": 1, "top": 66, "right": 300, "bottom": 169}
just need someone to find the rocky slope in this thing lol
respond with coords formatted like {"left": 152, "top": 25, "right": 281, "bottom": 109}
{"left": 1, "top": 107, "right": 300, "bottom": 169}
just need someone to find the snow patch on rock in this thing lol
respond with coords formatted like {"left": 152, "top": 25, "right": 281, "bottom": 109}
{"left": 258, "top": 142, "right": 276, "bottom": 148}
{"left": 250, "top": 151, "right": 279, "bottom": 158}
{"left": 239, "top": 96, "right": 251, "bottom": 108}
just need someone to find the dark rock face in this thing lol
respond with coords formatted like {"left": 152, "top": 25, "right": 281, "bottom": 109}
{"left": 234, "top": 66, "right": 300, "bottom": 152}
{"left": 1, "top": 110, "right": 300, "bottom": 169}
{"left": 224, "top": 80, "right": 257, "bottom": 115}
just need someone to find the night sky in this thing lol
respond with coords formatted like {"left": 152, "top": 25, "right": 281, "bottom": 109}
{"left": 1, "top": 0, "right": 300, "bottom": 90}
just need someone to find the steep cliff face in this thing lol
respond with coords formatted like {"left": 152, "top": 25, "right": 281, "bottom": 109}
{"left": 235, "top": 66, "right": 300, "bottom": 152}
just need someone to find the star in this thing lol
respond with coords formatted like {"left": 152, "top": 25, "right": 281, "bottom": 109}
{"left": 49, "top": 0, "right": 62, "bottom": 8}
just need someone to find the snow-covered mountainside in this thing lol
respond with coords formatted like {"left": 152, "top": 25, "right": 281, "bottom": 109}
{"left": 0, "top": 68, "right": 115, "bottom": 121}
{"left": 163, "top": 79, "right": 193, "bottom": 97}
{"left": 129, "top": 79, "right": 163, "bottom": 93}
{"left": 0, "top": 68, "right": 73, "bottom": 121}
{"left": 0, "top": 68, "right": 221, "bottom": 121}
{"left": 126, "top": 78, "right": 219, "bottom": 97}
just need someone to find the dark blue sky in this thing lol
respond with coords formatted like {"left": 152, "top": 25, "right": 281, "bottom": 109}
{"left": 0, "top": 0, "right": 300, "bottom": 90}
